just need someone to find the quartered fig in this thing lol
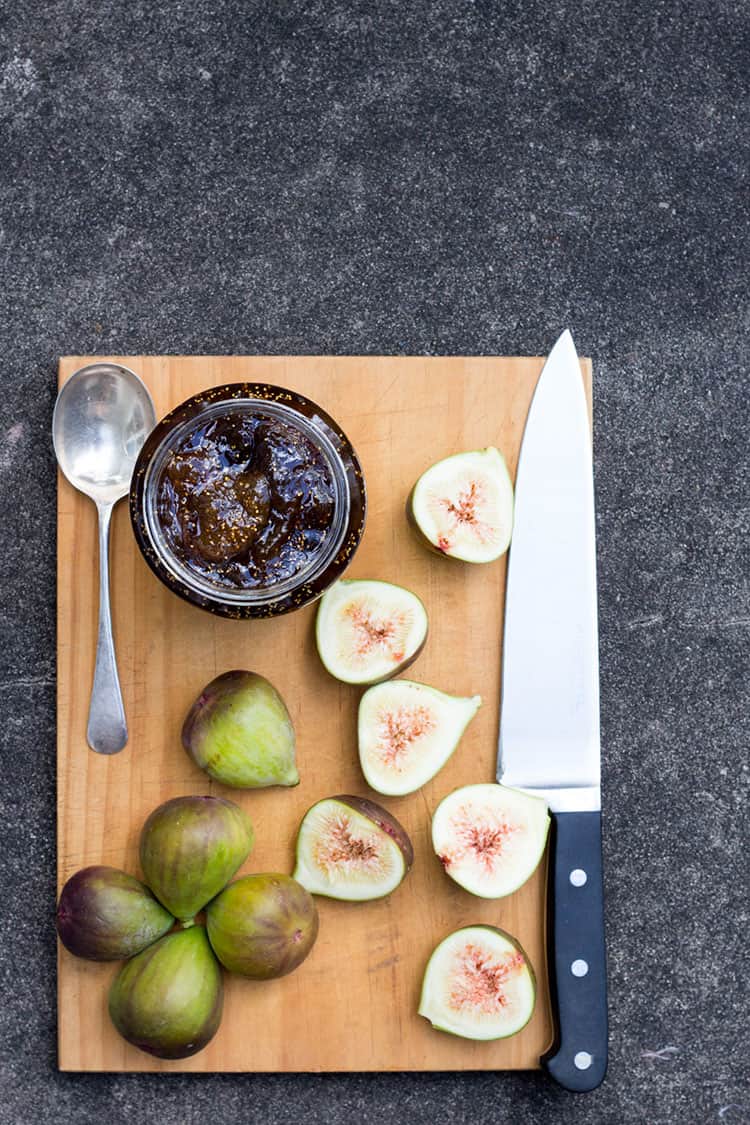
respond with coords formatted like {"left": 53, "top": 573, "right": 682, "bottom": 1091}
{"left": 109, "top": 926, "right": 223, "bottom": 1059}
{"left": 56, "top": 866, "right": 174, "bottom": 961}
{"left": 407, "top": 447, "right": 514, "bottom": 562}
{"left": 358, "top": 680, "right": 481, "bottom": 796}
{"left": 293, "top": 795, "right": 413, "bottom": 901}
{"left": 182, "top": 670, "right": 299, "bottom": 789}
{"left": 206, "top": 874, "right": 318, "bottom": 979}
{"left": 315, "top": 579, "right": 428, "bottom": 685}
{"left": 140, "top": 796, "right": 254, "bottom": 922}
{"left": 432, "top": 783, "right": 549, "bottom": 898}
{"left": 419, "top": 925, "right": 536, "bottom": 1040}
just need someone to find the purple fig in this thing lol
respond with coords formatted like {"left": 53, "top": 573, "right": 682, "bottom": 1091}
{"left": 182, "top": 671, "right": 298, "bottom": 789}
{"left": 109, "top": 926, "right": 223, "bottom": 1059}
{"left": 206, "top": 874, "right": 318, "bottom": 979}
{"left": 56, "top": 866, "right": 174, "bottom": 961}
{"left": 139, "top": 796, "right": 254, "bottom": 922}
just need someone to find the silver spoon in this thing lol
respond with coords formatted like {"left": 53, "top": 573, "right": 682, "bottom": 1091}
{"left": 53, "top": 363, "right": 156, "bottom": 754}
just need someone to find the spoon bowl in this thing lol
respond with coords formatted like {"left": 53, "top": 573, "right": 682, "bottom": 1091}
{"left": 53, "top": 363, "right": 156, "bottom": 504}
{"left": 53, "top": 362, "right": 156, "bottom": 753}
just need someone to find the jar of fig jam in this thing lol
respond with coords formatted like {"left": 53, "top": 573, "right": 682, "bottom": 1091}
{"left": 130, "top": 384, "right": 366, "bottom": 618}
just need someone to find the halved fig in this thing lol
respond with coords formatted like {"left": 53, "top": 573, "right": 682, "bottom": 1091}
{"left": 419, "top": 925, "right": 536, "bottom": 1040}
{"left": 432, "top": 783, "right": 549, "bottom": 898}
{"left": 358, "top": 680, "right": 481, "bottom": 796}
{"left": 407, "top": 447, "right": 513, "bottom": 563}
{"left": 293, "top": 794, "right": 413, "bottom": 900}
{"left": 315, "top": 579, "right": 428, "bottom": 685}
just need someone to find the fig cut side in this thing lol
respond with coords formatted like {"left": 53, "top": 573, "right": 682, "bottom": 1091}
{"left": 358, "top": 680, "right": 481, "bottom": 796}
{"left": 293, "top": 795, "right": 413, "bottom": 901}
{"left": 419, "top": 925, "right": 536, "bottom": 1041}
{"left": 431, "top": 783, "right": 549, "bottom": 899}
{"left": 408, "top": 447, "right": 514, "bottom": 563}
{"left": 315, "top": 579, "right": 428, "bottom": 685}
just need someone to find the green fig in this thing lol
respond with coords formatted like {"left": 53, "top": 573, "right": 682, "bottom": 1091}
{"left": 56, "top": 866, "right": 174, "bottom": 961}
{"left": 140, "top": 796, "right": 254, "bottom": 922}
{"left": 182, "top": 671, "right": 299, "bottom": 789}
{"left": 109, "top": 927, "right": 223, "bottom": 1059}
{"left": 206, "top": 874, "right": 318, "bottom": 979}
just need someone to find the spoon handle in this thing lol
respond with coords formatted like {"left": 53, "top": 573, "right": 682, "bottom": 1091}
{"left": 87, "top": 501, "right": 128, "bottom": 754}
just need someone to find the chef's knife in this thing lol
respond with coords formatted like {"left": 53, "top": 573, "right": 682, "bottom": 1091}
{"left": 498, "top": 330, "right": 607, "bottom": 1091}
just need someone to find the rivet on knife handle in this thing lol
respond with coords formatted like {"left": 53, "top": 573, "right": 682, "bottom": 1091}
{"left": 541, "top": 810, "right": 608, "bottom": 1092}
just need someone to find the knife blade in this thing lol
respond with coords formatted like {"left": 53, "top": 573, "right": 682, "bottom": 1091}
{"left": 498, "top": 329, "right": 608, "bottom": 1091}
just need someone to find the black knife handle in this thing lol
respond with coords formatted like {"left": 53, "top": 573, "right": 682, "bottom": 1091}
{"left": 541, "top": 810, "right": 608, "bottom": 1092}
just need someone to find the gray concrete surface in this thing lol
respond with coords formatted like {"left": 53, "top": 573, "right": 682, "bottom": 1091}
{"left": 0, "top": 1, "right": 747, "bottom": 1122}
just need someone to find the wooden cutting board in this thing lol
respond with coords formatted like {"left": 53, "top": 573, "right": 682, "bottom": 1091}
{"left": 57, "top": 354, "right": 592, "bottom": 1073}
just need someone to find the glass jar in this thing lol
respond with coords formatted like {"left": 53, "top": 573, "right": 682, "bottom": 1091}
{"left": 130, "top": 383, "right": 366, "bottom": 618}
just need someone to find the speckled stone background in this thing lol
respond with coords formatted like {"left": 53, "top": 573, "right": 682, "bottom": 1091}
{"left": 1, "top": 1, "right": 748, "bottom": 1122}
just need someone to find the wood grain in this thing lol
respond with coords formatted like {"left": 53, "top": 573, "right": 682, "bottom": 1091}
{"left": 57, "top": 354, "right": 592, "bottom": 1073}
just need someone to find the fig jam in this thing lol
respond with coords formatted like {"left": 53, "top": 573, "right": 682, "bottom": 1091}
{"left": 156, "top": 410, "right": 337, "bottom": 589}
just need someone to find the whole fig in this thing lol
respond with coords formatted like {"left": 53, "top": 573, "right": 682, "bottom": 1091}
{"left": 108, "top": 926, "right": 223, "bottom": 1059}
{"left": 56, "top": 866, "right": 174, "bottom": 961}
{"left": 206, "top": 874, "right": 318, "bottom": 979}
{"left": 140, "top": 796, "right": 254, "bottom": 922}
{"left": 182, "top": 671, "right": 298, "bottom": 789}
